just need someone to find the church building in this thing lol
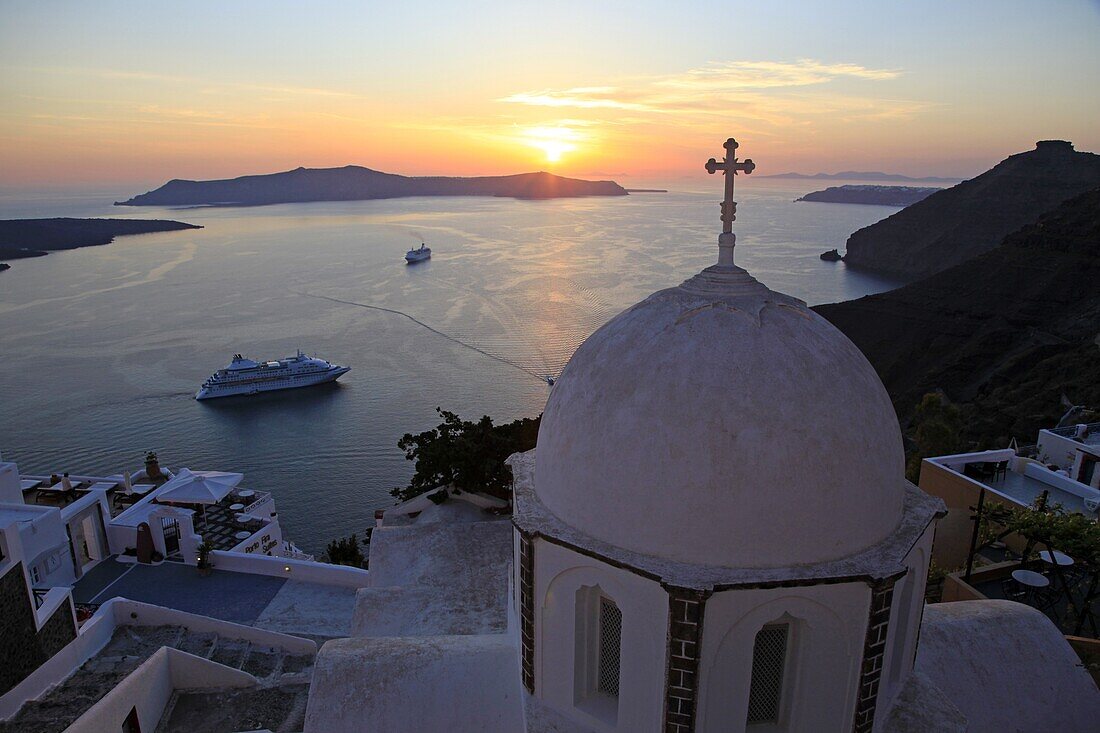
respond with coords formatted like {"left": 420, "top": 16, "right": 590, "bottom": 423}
{"left": 305, "top": 138, "right": 1099, "bottom": 733}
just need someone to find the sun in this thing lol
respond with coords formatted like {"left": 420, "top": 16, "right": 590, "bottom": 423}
{"left": 522, "top": 126, "right": 579, "bottom": 164}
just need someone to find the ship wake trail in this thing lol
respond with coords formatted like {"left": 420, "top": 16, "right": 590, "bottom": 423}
{"left": 293, "top": 291, "right": 548, "bottom": 382}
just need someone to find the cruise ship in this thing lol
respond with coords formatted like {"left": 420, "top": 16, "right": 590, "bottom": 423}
{"left": 195, "top": 350, "right": 350, "bottom": 400}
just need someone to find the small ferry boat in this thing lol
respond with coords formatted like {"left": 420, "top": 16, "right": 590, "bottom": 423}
{"left": 196, "top": 350, "right": 350, "bottom": 400}
{"left": 405, "top": 243, "right": 431, "bottom": 263}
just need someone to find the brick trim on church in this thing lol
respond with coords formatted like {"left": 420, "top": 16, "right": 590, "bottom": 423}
{"left": 852, "top": 580, "right": 896, "bottom": 733}
{"left": 519, "top": 532, "right": 536, "bottom": 694}
{"left": 664, "top": 588, "right": 707, "bottom": 733}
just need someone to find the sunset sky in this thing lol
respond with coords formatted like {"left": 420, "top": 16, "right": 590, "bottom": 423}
{"left": 1, "top": 0, "right": 1098, "bottom": 187}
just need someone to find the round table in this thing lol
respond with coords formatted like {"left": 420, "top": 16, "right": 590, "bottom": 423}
{"left": 235, "top": 513, "right": 254, "bottom": 523}
{"left": 237, "top": 489, "right": 255, "bottom": 499}
{"left": 1011, "top": 569, "right": 1049, "bottom": 588}
{"left": 234, "top": 530, "right": 252, "bottom": 540}
{"left": 229, "top": 503, "right": 244, "bottom": 511}
{"left": 1037, "top": 550, "right": 1074, "bottom": 567}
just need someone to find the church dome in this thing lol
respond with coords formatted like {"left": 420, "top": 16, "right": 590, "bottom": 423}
{"left": 534, "top": 257, "right": 907, "bottom": 569}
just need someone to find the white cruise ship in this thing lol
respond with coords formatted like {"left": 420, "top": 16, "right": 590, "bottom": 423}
{"left": 405, "top": 243, "right": 431, "bottom": 263}
{"left": 196, "top": 350, "right": 350, "bottom": 400}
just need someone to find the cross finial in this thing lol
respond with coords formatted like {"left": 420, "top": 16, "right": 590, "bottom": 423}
{"left": 705, "top": 137, "right": 755, "bottom": 266}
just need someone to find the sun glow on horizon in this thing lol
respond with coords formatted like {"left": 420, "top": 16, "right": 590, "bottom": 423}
{"left": 521, "top": 126, "right": 580, "bottom": 164}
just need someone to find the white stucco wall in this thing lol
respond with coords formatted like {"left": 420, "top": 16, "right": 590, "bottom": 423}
{"left": 0, "top": 462, "right": 22, "bottom": 504}
{"left": 696, "top": 582, "right": 871, "bottom": 733}
{"left": 1037, "top": 430, "right": 1082, "bottom": 469}
{"left": 64, "top": 647, "right": 257, "bottom": 733}
{"left": 532, "top": 538, "right": 669, "bottom": 733}
{"left": 876, "top": 525, "right": 935, "bottom": 726}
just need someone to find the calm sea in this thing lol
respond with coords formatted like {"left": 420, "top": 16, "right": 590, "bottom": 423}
{"left": 0, "top": 180, "right": 906, "bottom": 554}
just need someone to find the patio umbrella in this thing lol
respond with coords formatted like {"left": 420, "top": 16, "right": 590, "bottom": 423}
{"left": 157, "top": 468, "right": 243, "bottom": 504}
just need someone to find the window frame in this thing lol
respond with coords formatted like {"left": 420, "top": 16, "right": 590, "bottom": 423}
{"left": 573, "top": 585, "right": 621, "bottom": 724}
{"left": 746, "top": 621, "right": 794, "bottom": 728}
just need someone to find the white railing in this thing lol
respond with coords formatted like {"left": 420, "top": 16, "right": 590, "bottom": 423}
{"left": 241, "top": 491, "right": 272, "bottom": 515}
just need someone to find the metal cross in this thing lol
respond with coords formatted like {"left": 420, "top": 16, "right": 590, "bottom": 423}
{"left": 705, "top": 138, "right": 755, "bottom": 234}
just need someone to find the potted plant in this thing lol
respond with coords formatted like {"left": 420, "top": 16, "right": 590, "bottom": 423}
{"left": 144, "top": 451, "right": 163, "bottom": 480}
{"left": 196, "top": 542, "right": 214, "bottom": 576}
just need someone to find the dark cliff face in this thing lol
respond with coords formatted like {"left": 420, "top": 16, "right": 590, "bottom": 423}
{"left": 842, "top": 141, "right": 1100, "bottom": 280}
{"left": 796, "top": 185, "right": 938, "bottom": 207}
{"left": 815, "top": 188, "right": 1100, "bottom": 443}
{"left": 116, "top": 166, "right": 629, "bottom": 207}
{"left": 0, "top": 218, "right": 201, "bottom": 261}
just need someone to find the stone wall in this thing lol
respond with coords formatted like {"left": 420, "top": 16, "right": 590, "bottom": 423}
{"left": 0, "top": 561, "right": 77, "bottom": 696}
{"left": 664, "top": 589, "right": 706, "bottom": 733}
{"left": 852, "top": 580, "right": 895, "bottom": 733}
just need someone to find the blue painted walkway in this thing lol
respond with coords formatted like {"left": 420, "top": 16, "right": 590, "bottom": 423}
{"left": 74, "top": 560, "right": 287, "bottom": 625}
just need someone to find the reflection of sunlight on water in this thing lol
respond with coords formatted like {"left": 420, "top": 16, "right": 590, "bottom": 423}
{"left": 0, "top": 185, "right": 906, "bottom": 553}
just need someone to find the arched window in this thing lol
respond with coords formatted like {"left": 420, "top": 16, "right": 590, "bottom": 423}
{"left": 747, "top": 623, "right": 790, "bottom": 726}
{"left": 574, "top": 586, "right": 621, "bottom": 723}
{"left": 597, "top": 597, "right": 622, "bottom": 696}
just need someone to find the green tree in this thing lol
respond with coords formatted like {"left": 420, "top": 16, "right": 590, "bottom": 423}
{"left": 980, "top": 500, "right": 1100, "bottom": 636}
{"left": 391, "top": 408, "right": 540, "bottom": 502}
{"left": 324, "top": 533, "right": 368, "bottom": 568}
{"left": 905, "top": 393, "right": 963, "bottom": 482}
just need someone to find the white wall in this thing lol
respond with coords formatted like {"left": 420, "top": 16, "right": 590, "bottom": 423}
{"left": 0, "top": 462, "right": 22, "bottom": 504}
{"left": 0, "top": 598, "right": 117, "bottom": 721}
{"left": 210, "top": 550, "right": 370, "bottom": 588}
{"left": 1037, "top": 430, "right": 1080, "bottom": 469}
{"left": 877, "top": 526, "right": 935, "bottom": 724}
{"left": 0, "top": 595, "right": 318, "bottom": 722}
{"left": 533, "top": 539, "right": 669, "bottom": 733}
{"left": 229, "top": 519, "right": 284, "bottom": 556}
{"left": 64, "top": 647, "right": 257, "bottom": 733}
{"left": 7, "top": 505, "right": 76, "bottom": 587}
{"left": 696, "top": 582, "right": 871, "bottom": 733}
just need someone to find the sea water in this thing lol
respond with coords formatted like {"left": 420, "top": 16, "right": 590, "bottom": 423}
{"left": 0, "top": 180, "right": 905, "bottom": 553}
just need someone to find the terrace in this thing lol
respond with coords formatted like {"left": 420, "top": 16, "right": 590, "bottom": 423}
{"left": 929, "top": 449, "right": 1100, "bottom": 517}
{"left": 1047, "top": 421, "right": 1100, "bottom": 450}
{"left": 163, "top": 488, "right": 276, "bottom": 553}
{"left": 71, "top": 559, "right": 358, "bottom": 638}
{"left": 946, "top": 558, "right": 1099, "bottom": 639}
{"left": 18, "top": 471, "right": 160, "bottom": 518}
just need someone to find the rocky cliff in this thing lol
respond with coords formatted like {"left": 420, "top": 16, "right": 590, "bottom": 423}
{"left": 842, "top": 141, "right": 1100, "bottom": 280}
{"left": 796, "top": 185, "right": 938, "bottom": 207}
{"left": 0, "top": 218, "right": 201, "bottom": 264}
{"left": 116, "top": 166, "right": 628, "bottom": 207}
{"left": 815, "top": 188, "right": 1100, "bottom": 444}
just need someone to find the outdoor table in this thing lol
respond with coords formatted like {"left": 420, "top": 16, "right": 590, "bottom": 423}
{"left": 1012, "top": 569, "right": 1049, "bottom": 588}
{"left": 230, "top": 503, "right": 245, "bottom": 511}
{"left": 19, "top": 479, "right": 42, "bottom": 491}
{"left": 1037, "top": 550, "right": 1074, "bottom": 567}
{"left": 36, "top": 483, "right": 77, "bottom": 503}
{"left": 86, "top": 481, "right": 119, "bottom": 492}
{"left": 234, "top": 531, "right": 252, "bottom": 540}
{"left": 237, "top": 489, "right": 255, "bottom": 499}
{"left": 130, "top": 484, "right": 155, "bottom": 495}
{"left": 235, "top": 513, "right": 254, "bottom": 523}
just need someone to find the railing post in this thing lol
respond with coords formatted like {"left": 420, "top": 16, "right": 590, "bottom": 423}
{"left": 964, "top": 485, "right": 986, "bottom": 583}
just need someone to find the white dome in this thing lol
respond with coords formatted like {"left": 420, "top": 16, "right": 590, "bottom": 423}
{"left": 535, "top": 260, "right": 906, "bottom": 569}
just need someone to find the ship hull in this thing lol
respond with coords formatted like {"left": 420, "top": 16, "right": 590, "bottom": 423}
{"left": 195, "top": 366, "right": 349, "bottom": 400}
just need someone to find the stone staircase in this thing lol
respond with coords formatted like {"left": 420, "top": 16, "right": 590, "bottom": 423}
{"left": 0, "top": 625, "right": 315, "bottom": 733}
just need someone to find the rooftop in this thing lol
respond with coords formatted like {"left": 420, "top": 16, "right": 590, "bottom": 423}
{"left": 1046, "top": 421, "right": 1100, "bottom": 450}
{"left": 929, "top": 450, "right": 1099, "bottom": 518}
{"left": 72, "top": 559, "right": 356, "bottom": 638}
{"left": 985, "top": 470, "right": 1092, "bottom": 515}
{"left": 0, "top": 624, "right": 316, "bottom": 733}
